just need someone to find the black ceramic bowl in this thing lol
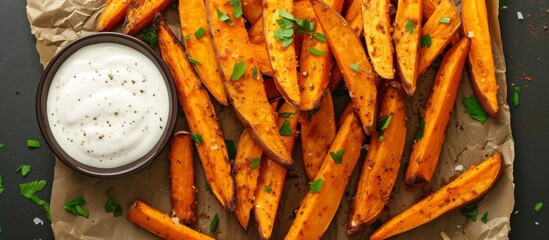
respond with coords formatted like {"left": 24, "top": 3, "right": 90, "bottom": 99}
{"left": 36, "top": 32, "right": 177, "bottom": 178}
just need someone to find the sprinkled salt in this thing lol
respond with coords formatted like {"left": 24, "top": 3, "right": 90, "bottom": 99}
{"left": 33, "top": 217, "right": 43, "bottom": 225}
{"left": 467, "top": 31, "right": 475, "bottom": 38}
{"left": 517, "top": 12, "right": 524, "bottom": 20}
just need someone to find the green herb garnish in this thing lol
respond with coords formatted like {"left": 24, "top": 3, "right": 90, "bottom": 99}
{"left": 278, "top": 112, "right": 295, "bottom": 118}
{"left": 439, "top": 17, "right": 451, "bottom": 24}
{"left": 188, "top": 57, "right": 202, "bottom": 66}
{"left": 216, "top": 9, "right": 234, "bottom": 25}
{"left": 229, "top": 0, "right": 243, "bottom": 19}
{"left": 16, "top": 165, "right": 31, "bottom": 177}
{"left": 461, "top": 203, "right": 478, "bottom": 221}
{"left": 309, "top": 179, "right": 324, "bottom": 193}
{"left": 105, "top": 187, "right": 122, "bottom": 217}
{"left": 0, "top": 175, "right": 4, "bottom": 195}
{"left": 329, "top": 149, "right": 345, "bottom": 164}
{"left": 191, "top": 133, "right": 203, "bottom": 144}
{"left": 264, "top": 185, "right": 272, "bottom": 193}
{"left": 20, "top": 180, "right": 51, "bottom": 220}
{"left": 463, "top": 95, "right": 489, "bottom": 124}
{"left": 376, "top": 115, "right": 392, "bottom": 142}
{"left": 420, "top": 34, "right": 432, "bottom": 48}
{"left": 231, "top": 61, "right": 246, "bottom": 81}
{"left": 512, "top": 86, "right": 521, "bottom": 108}
{"left": 314, "top": 32, "right": 327, "bottom": 42}
{"left": 194, "top": 27, "right": 206, "bottom": 39}
{"left": 252, "top": 66, "right": 258, "bottom": 80}
{"left": 350, "top": 63, "right": 360, "bottom": 73}
{"left": 141, "top": 26, "right": 158, "bottom": 47}
{"left": 405, "top": 20, "right": 415, "bottom": 34}
{"left": 64, "top": 197, "right": 89, "bottom": 218}
{"left": 250, "top": 157, "right": 261, "bottom": 169}
{"left": 309, "top": 47, "right": 327, "bottom": 56}
{"left": 279, "top": 120, "right": 292, "bottom": 136}
{"left": 225, "top": 139, "right": 237, "bottom": 159}
{"left": 209, "top": 213, "right": 220, "bottom": 234}
{"left": 481, "top": 212, "right": 488, "bottom": 224}
{"left": 27, "top": 140, "right": 40, "bottom": 148}
{"left": 535, "top": 202, "right": 544, "bottom": 212}
{"left": 415, "top": 119, "right": 425, "bottom": 141}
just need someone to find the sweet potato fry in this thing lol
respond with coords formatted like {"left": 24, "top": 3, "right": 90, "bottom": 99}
{"left": 264, "top": 77, "right": 283, "bottom": 100}
{"left": 299, "top": 93, "right": 336, "bottom": 181}
{"left": 422, "top": 0, "right": 441, "bottom": 20}
{"left": 250, "top": 43, "right": 274, "bottom": 76}
{"left": 327, "top": 64, "right": 344, "bottom": 92}
{"left": 123, "top": 0, "right": 172, "bottom": 35}
{"left": 262, "top": 0, "right": 301, "bottom": 106}
{"left": 362, "top": 0, "right": 395, "bottom": 79}
{"left": 156, "top": 17, "right": 236, "bottom": 210}
{"left": 96, "top": 0, "right": 130, "bottom": 31}
{"left": 233, "top": 99, "right": 280, "bottom": 230}
{"left": 242, "top": 0, "right": 263, "bottom": 24}
{"left": 254, "top": 102, "right": 300, "bottom": 240}
{"left": 462, "top": 0, "right": 499, "bottom": 117}
{"left": 346, "top": 82, "right": 407, "bottom": 235}
{"left": 169, "top": 133, "right": 196, "bottom": 224}
{"left": 311, "top": 0, "right": 379, "bottom": 135}
{"left": 404, "top": 38, "right": 470, "bottom": 187}
{"left": 248, "top": 18, "right": 266, "bottom": 44}
{"left": 344, "top": 0, "right": 363, "bottom": 35}
{"left": 206, "top": 0, "right": 294, "bottom": 167}
{"left": 371, "top": 152, "right": 503, "bottom": 240}
{"left": 179, "top": 0, "right": 228, "bottom": 106}
{"left": 337, "top": 102, "right": 353, "bottom": 129}
{"left": 285, "top": 113, "right": 364, "bottom": 239}
{"left": 128, "top": 200, "right": 214, "bottom": 240}
{"left": 417, "top": 0, "right": 461, "bottom": 75}
{"left": 393, "top": 0, "right": 423, "bottom": 95}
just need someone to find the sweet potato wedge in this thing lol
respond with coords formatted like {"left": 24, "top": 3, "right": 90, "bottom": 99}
{"left": 254, "top": 102, "right": 300, "bottom": 240}
{"left": 346, "top": 82, "right": 407, "bottom": 235}
{"left": 285, "top": 113, "right": 364, "bottom": 240}
{"left": 327, "top": 64, "right": 344, "bottom": 92}
{"left": 233, "top": 99, "right": 280, "bottom": 230}
{"left": 362, "top": 0, "right": 395, "bottom": 79}
{"left": 242, "top": 0, "right": 263, "bottom": 24}
{"left": 462, "top": 0, "right": 499, "bottom": 117}
{"left": 123, "top": 0, "right": 171, "bottom": 35}
{"left": 96, "top": 0, "right": 130, "bottom": 31}
{"left": 311, "top": 0, "right": 379, "bottom": 135}
{"left": 156, "top": 17, "right": 236, "bottom": 210}
{"left": 344, "top": 0, "right": 363, "bottom": 35}
{"left": 393, "top": 0, "right": 423, "bottom": 95}
{"left": 299, "top": 92, "right": 336, "bottom": 181}
{"left": 169, "top": 133, "right": 196, "bottom": 224}
{"left": 337, "top": 102, "right": 353, "bottom": 129}
{"left": 251, "top": 43, "right": 274, "bottom": 76}
{"left": 206, "top": 0, "right": 294, "bottom": 167}
{"left": 128, "top": 200, "right": 214, "bottom": 240}
{"left": 417, "top": 0, "right": 461, "bottom": 75}
{"left": 248, "top": 18, "right": 266, "bottom": 44}
{"left": 422, "top": 0, "right": 441, "bottom": 20}
{"left": 179, "top": 0, "right": 228, "bottom": 106}
{"left": 262, "top": 0, "right": 301, "bottom": 106}
{"left": 264, "top": 77, "right": 283, "bottom": 100}
{"left": 371, "top": 151, "right": 503, "bottom": 240}
{"left": 404, "top": 38, "right": 470, "bottom": 187}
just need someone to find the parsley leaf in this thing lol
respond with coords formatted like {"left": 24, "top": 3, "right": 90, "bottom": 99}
{"left": 252, "top": 66, "right": 258, "bottom": 80}
{"left": 405, "top": 20, "right": 415, "bottom": 34}
{"left": 278, "top": 10, "right": 295, "bottom": 20}
{"left": 415, "top": 119, "right": 425, "bottom": 141}
{"left": 282, "top": 38, "right": 294, "bottom": 48}
{"left": 194, "top": 27, "right": 206, "bottom": 39}
{"left": 295, "top": 19, "right": 314, "bottom": 35}
{"left": 512, "top": 86, "right": 521, "bottom": 108}
{"left": 105, "top": 188, "right": 122, "bottom": 217}
{"left": 250, "top": 157, "right": 261, "bottom": 169}
{"left": 420, "top": 34, "right": 432, "bottom": 48}
{"left": 461, "top": 203, "right": 478, "bottom": 221}
{"left": 191, "top": 133, "right": 203, "bottom": 144}
{"left": 184, "top": 34, "right": 191, "bottom": 41}
{"left": 209, "top": 213, "right": 220, "bottom": 234}
{"left": 216, "top": 9, "right": 234, "bottom": 25}
{"left": 16, "top": 165, "right": 32, "bottom": 177}
{"left": 264, "top": 185, "right": 272, "bottom": 193}
{"left": 535, "top": 202, "right": 544, "bottom": 212}
{"left": 27, "top": 140, "right": 40, "bottom": 148}
{"left": 309, "top": 179, "right": 324, "bottom": 193}
{"left": 481, "top": 212, "right": 488, "bottom": 224}
{"left": 309, "top": 47, "right": 327, "bottom": 55}
{"left": 229, "top": 0, "right": 243, "bottom": 19}
{"left": 231, "top": 61, "right": 246, "bottom": 81}
{"left": 0, "top": 175, "right": 4, "bottom": 195}
{"left": 279, "top": 120, "right": 292, "bottom": 136}
{"left": 140, "top": 26, "right": 158, "bottom": 47}
{"left": 439, "top": 17, "right": 451, "bottom": 24}
{"left": 329, "top": 149, "right": 345, "bottom": 164}
{"left": 188, "top": 57, "right": 202, "bottom": 66}
{"left": 278, "top": 112, "right": 294, "bottom": 118}
{"left": 314, "top": 32, "right": 327, "bottom": 42}
{"left": 64, "top": 197, "right": 89, "bottom": 218}
{"left": 20, "top": 180, "right": 51, "bottom": 220}
{"left": 376, "top": 115, "right": 392, "bottom": 142}
{"left": 0, "top": 143, "right": 3, "bottom": 149}
{"left": 350, "top": 63, "right": 360, "bottom": 73}
{"left": 225, "top": 139, "right": 237, "bottom": 159}
{"left": 462, "top": 95, "right": 489, "bottom": 124}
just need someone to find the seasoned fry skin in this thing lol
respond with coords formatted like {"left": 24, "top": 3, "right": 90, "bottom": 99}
{"left": 405, "top": 38, "right": 470, "bottom": 187}
{"left": 254, "top": 102, "right": 299, "bottom": 240}
{"left": 156, "top": 17, "right": 236, "bottom": 211}
{"left": 462, "top": 0, "right": 499, "bottom": 117}
{"left": 123, "top": 0, "right": 172, "bottom": 35}
{"left": 422, "top": 0, "right": 441, "bottom": 20}
{"left": 128, "top": 200, "right": 214, "bottom": 240}
{"left": 96, "top": 0, "right": 130, "bottom": 31}
{"left": 371, "top": 152, "right": 503, "bottom": 240}
{"left": 169, "top": 134, "right": 197, "bottom": 224}
{"left": 393, "top": 0, "right": 423, "bottom": 95}
{"left": 311, "top": 0, "right": 379, "bottom": 135}
{"left": 362, "top": 0, "right": 395, "bottom": 79}
{"left": 285, "top": 113, "right": 364, "bottom": 240}
{"left": 205, "top": 0, "right": 294, "bottom": 167}
{"left": 418, "top": 0, "right": 461, "bottom": 75}
{"left": 263, "top": 0, "right": 301, "bottom": 106}
{"left": 300, "top": 93, "right": 336, "bottom": 181}
{"left": 179, "top": 0, "right": 228, "bottom": 106}
{"left": 346, "top": 83, "right": 407, "bottom": 236}
{"left": 248, "top": 18, "right": 265, "bottom": 44}
{"left": 250, "top": 43, "right": 274, "bottom": 76}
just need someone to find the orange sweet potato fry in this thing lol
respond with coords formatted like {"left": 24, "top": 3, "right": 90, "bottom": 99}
{"left": 96, "top": 0, "right": 130, "bottom": 31}
{"left": 242, "top": 0, "right": 263, "bottom": 24}
{"left": 123, "top": 0, "right": 172, "bottom": 35}
{"left": 405, "top": 38, "right": 470, "bottom": 187}
{"left": 169, "top": 133, "right": 196, "bottom": 224}
{"left": 248, "top": 18, "right": 266, "bottom": 44}
{"left": 371, "top": 152, "right": 503, "bottom": 240}
{"left": 362, "top": 0, "right": 395, "bottom": 79}
{"left": 422, "top": 0, "right": 441, "bottom": 20}
{"left": 250, "top": 43, "right": 274, "bottom": 76}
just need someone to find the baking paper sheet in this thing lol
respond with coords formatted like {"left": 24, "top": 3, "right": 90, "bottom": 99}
{"left": 26, "top": 0, "right": 514, "bottom": 239}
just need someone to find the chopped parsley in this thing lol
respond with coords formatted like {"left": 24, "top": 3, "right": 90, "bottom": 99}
{"left": 105, "top": 188, "right": 122, "bottom": 217}
{"left": 191, "top": 133, "right": 203, "bottom": 144}
{"left": 16, "top": 164, "right": 32, "bottom": 177}
{"left": 0, "top": 175, "right": 4, "bottom": 195}
{"left": 20, "top": 180, "right": 51, "bottom": 220}
{"left": 415, "top": 119, "right": 425, "bottom": 141}
{"left": 252, "top": 66, "right": 258, "bottom": 80}
{"left": 278, "top": 112, "right": 295, "bottom": 118}
{"left": 188, "top": 57, "right": 202, "bottom": 66}
{"left": 329, "top": 149, "right": 344, "bottom": 164}
{"left": 229, "top": 0, "right": 243, "bottom": 19}
{"left": 309, "top": 47, "right": 327, "bottom": 56}
{"left": 376, "top": 115, "right": 392, "bottom": 142}
{"left": 350, "top": 63, "right": 361, "bottom": 73}
{"left": 231, "top": 61, "right": 246, "bottom": 81}
{"left": 274, "top": 10, "right": 314, "bottom": 47}
{"left": 0, "top": 143, "right": 4, "bottom": 149}
{"left": 64, "top": 197, "right": 89, "bottom": 218}
{"left": 225, "top": 139, "right": 237, "bottom": 159}
{"left": 314, "top": 32, "right": 327, "bottom": 42}
{"left": 209, "top": 213, "right": 220, "bottom": 234}
{"left": 184, "top": 34, "right": 191, "bottom": 41}
{"left": 141, "top": 26, "right": 158, "bottom": 47}
{"left": 420, "top": 34, "right": 432, "bottom": 48}
{"left": 512, "top": 86, "right": 521, "bottom": 108}
{"left": 27, "top": 140, "right": 40, "bottom": 148}
{"left": 216, "top": 9, "right": 234, "bottom": 25}
{"left": 481, "top": 212, "right": 488, "bottom": 224}
{"left": 439, "top": 17, "right": 451, "bottom": 24}
{"left": 194, "top": 27, "right": 206, "bottom": 39}
{"left": 279, "top": 120, "right": 292, "bottom": 136}
{"left": 309, "top": 179, "right": 324, "bottom": 193}
{"left": 250, "top": 157, "right": 261, "bottom": 169}
{"left": 462, "top": 95, "right": 489, "bottom": 124}
{"left": 535, "top": 202, "right": 544, "bottom": 212}
{"left": 264, "top": 185, "right": 272, "bottom": 193}
{"left": 461, "top": 203, "right": 478, "bottom": 221}
{"left": 405, "top": 20, "right": 415, "bottom": 34}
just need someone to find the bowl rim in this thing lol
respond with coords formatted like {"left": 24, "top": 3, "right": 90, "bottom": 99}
{"left": 36, "top": 32, "right": 177, "bottom": 179}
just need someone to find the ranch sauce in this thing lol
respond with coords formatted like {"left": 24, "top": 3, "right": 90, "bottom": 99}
{"left": 46, "top": 43, "right": 170, "bottom": 168}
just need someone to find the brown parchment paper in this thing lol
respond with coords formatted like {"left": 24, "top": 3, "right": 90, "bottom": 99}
{"left": 26, "top": 0, "right": 514, "bottom": 239}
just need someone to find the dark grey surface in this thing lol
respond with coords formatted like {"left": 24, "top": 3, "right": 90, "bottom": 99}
{"left": 0, "top": 1, "right": 547, "bottom": 239}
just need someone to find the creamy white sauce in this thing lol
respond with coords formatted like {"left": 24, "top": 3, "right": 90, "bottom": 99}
{"left": 47, "top": 43, "right": 170, "bottom": 168}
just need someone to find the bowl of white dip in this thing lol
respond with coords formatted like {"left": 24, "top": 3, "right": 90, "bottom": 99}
{"left": 37, "top": 32, "right": 177, "bottom": 178}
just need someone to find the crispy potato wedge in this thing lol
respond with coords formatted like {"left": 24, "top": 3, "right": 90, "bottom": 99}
{"left": 418, "top": 0, "right": 461, "bottom": 75}
{"left": 362, "top": 0, "right": 395, "bottom": 79}
{"left": 169, "top": 134, "right": 197, "bottom": 224}
{"left": 128, "top": 200, "right": 214, "bottom": 240}
{"left": 254, "top": 102, "right": 300, "bottom": 240}
{"left": 96, "top": 0, "right": 130, "bottom": 31}
{"left": 393, "top": 0, "right": 423, "bottom": 95}
{"left": 371, "top": 152, "right": 503, "bottom": 240}
{"left": 311, "top": 0, "right": 379, "bottom": 135}
{"left": 156, "top": 17, "right": 236, "bottom": 210}
{"left": 462, "top": 0, "right": 499, "bottom": 117}
{"left": 123, "top": 0, "right": 171, "bottom": 35}
{"left": 179, "top": 0, "right": 229, "bottom": 106}
{"left": 234, "top": 99, "right": 280, "bottom": 230}
{"left": 206, "top": 0, "right": 294, "bottom": 167}
{"left": 345, "top": 0, "right": 363, "bottom": 35}
{"left": 300, "top": 93, "right": 336, "bottom": 181}
{"left": 263, "top": 0, "right": 301, "bottom": 106}
{"left": 405, "top": 38, "right": 470, "bottom": 187}
{"left": 251, "top": 43, "right": 274, "bottom": 76}
{"left": 242, "top": 0, "right": 263, "bottom": 24}
{"left": 346, "top": 83, "right": 407, "bottom": 235}
{"left": 285, "top": 113, "right": 364, "bottom": 240}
